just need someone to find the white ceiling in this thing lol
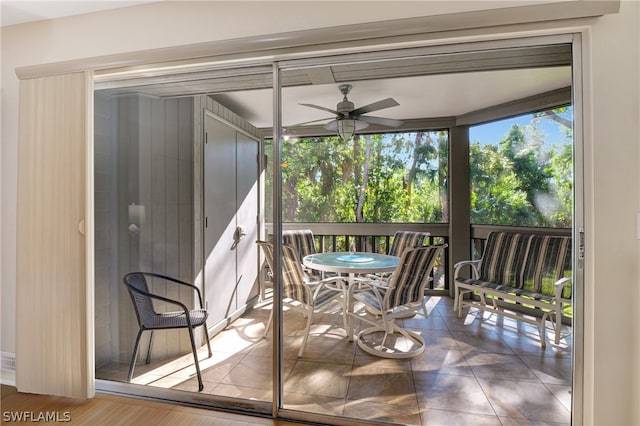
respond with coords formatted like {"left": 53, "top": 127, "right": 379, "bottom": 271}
{"left": 216, "top": 67, "right": 571, "bottom": 129}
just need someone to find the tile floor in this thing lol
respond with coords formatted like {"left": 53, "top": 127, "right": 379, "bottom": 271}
{"left": 97, "top": 295, "right": 573, "bottom": 426}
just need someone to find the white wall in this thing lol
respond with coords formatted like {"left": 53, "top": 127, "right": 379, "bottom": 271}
{"left": 587, "top": 2, "right": 640, "bottom": 424}
{"left": 1, "top": 1, "right": 639, "bottom": 424}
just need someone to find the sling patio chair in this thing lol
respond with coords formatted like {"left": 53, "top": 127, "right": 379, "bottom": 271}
{"left": 367, "top": 230, "right": 431, "bottom": 284}
{"left": 283, "top": 229, "right": 330, "bottom": 280}
{"left": 349, "top": 244, "right": 446, "bottom": 359}
{"left": 257, "top": 241, "right": 347, "bottom": 357}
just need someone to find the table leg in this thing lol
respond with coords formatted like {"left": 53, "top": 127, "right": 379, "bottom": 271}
{"left": 347, "top": 273, "right": 355, "bottom": 342}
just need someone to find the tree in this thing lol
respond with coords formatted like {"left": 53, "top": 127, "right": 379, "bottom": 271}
{"left": 266, "top": 130, "right": 448, "bottom": 224}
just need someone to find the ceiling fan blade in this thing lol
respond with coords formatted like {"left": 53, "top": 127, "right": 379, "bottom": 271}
{"left": 299, "top": 103, "right": 339, "bottom": 115}
{"left": 351, "top": 98, "right": 399, "bottom": 116}
{"left": 287, "top": 117, "right": 333, "bottom": 127}
{"left": 358, "top": 115, "right": 404, "bottom": 127}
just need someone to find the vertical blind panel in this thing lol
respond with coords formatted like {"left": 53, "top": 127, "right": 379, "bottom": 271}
{"left": 16, "top": 72, "right": 91, "bottom": 398}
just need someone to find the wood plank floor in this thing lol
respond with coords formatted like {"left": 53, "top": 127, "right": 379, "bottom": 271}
{"left": 0, "top": 385, "right": 298, "bottom": 425}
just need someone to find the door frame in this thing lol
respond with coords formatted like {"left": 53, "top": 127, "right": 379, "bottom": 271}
{"left": 94, "top": 27, "right": 588, "bottom": 426}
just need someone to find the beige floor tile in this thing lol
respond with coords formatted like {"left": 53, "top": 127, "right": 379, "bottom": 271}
{"left": 354, "top": 350, "right": 413, "bottom": 371}
{"left": 464, "top": 352, "right": 539, "bottom": 381}
{"left": 545, "top": 383, "right": 572, "bottom": 412}
{"left": 403, "top": 314, "right": 450, "bottom": 330}
{"left": 347, "top": 364, "right": 418, "bottom": 406}
{"left": 498, "top": 416, "right": 569, "bottom": 425}
{"left": 410, "top": 348, "right": 474, "bottom": 376}
{"left": 283, "top": 392, "right": 346, "bottom": 417}
{"left": 422, "top": 329, "right": 460, "bottom": 350}
{"left": 450, "top": 329, "right": 515, "bottom": 354}
{"left": 343, "top": 399, "right": 421, "bottom": 425}
{"left": 420, "top": 408, "right": 503, "bottom": 426}
{"left": 414, "top": 372, "right": 496, "bottom": 415}
{"left": 519, "top": 355, "right": 572, "bottom": 385}
{"left": 478, "top": 378, "right": 571, "bottom": 423}
{"left": 295, "top": 333, "right": 356, "bottom": 365}
{"left": 284, "top": 360, "right": 351, "bottom": 398}
{"left": 221, "top": 354, "right": 273, "bottom": 390}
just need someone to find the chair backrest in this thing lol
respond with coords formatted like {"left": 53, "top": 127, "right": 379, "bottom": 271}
{"left": 522, "top": 234, "right": 572, "bottom": 298}
{"left": 478, "top": 232, "right": 529, "bottom": 287}
{"left": 257, "top": 240, "right": 275, "bottom": 271}
{"left": 258, "top": 241, "right": 312, "bottom": 306}
{"left": 388, "top": 231, "right": 430, "bottom": 257}
{"left": 385, "top": 245, "right": 445, "bottom": 308}
{"left": 123, "top": 272, "right": 157, "bottom": 328}
{"left": 281, "top": 244, "right": 313, "bottom": 305}
{"left": 283, "top": 230, "right": 317, "bottom": 261}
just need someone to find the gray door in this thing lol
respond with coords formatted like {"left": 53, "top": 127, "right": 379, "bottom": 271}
{"left": 235, "top": 132, "right": 259, "bottom": 306}
{"left": 203, "top": 111, "right": 259, "bottom": 327}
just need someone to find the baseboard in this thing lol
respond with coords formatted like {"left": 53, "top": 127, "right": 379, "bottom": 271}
{"left": 1, "top": 351, "right": 16, "bottom": 386}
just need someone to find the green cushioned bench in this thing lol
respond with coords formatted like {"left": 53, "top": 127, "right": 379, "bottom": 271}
{"left": 454, "top": 231, "right": 572, "bottom": 347}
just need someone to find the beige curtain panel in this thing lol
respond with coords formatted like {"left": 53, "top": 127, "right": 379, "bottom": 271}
{"left": 16, "top": 71, "right": 94, "bottom": 399}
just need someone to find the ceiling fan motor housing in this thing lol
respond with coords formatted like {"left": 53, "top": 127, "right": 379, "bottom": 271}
{"left": 337, "top": 100, "right": 355, "bottom": 115}
{"left": 337, "top": 84, "right": 355, "bottom": 116}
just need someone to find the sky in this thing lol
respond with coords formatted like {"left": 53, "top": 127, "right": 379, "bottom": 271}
{"left": 470, "top": 109, "right": 573, "bottom": 147}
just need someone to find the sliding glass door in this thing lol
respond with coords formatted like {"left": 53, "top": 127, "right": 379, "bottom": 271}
{"left": 93, "top": 66, "right": 275, "bottom": 411}
{"left": 94, "top": 36, "right": 580, "bottom": 426}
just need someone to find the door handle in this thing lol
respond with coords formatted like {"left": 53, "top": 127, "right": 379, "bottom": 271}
{"left": 234, "top": 226, "right": 247, "bottom": 242}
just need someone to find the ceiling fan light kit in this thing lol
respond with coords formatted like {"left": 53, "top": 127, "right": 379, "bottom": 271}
{"left": 295, "top": 84, "right": 403, "bottom": 141}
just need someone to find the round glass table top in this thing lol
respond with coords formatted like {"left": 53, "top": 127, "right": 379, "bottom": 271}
{"left": 303, "top": 251, "right": 399, "bottom": 274}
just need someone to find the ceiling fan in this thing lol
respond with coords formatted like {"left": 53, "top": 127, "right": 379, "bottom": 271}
{"left": 293, "top": 84, "right": 403, "bottom": 141}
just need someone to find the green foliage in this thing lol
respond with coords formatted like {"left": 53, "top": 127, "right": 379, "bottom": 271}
{"left": 267, "top": 107, "right": 573, "bottom": 227}
{"left": 470, "top": 108, "right": 573, "bottom": 227}
{"left": 266, "top": 131, "right": 448, "bottom": 223}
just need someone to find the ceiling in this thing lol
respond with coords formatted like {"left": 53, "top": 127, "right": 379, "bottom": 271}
{"left": 96, "top": 44, "right": 572, "bottom": 130}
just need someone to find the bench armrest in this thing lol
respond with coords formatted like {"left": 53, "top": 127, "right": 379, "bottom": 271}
{"left": 454, "top": 259, "right": 481, "bottom": 279}
{"left": 554, "top": 276, "right": 572, "bottom": 300}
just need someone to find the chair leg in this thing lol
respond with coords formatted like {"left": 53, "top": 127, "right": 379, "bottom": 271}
{"left": 128, "top": 329, "right": 144, "bottom": 383}
{"left": 540, "top": 312, "right": 550, "bottom": 348}
{"left": 203, "top": 325, "right": 212, "bottom": 358}
{"left": 554, "top": 308, "right": 563, "bottom": 345}
{"left": 187, "top": 326, "right": 204, "bottom": 392}
{"left": 298, "top": 307, "right": 314, "bottom": 357}
{"left": 145, "top": 330, "right": 154, "bottom": 364}
{"left": 263, "top": 309, "right": 273, "bottom": 338}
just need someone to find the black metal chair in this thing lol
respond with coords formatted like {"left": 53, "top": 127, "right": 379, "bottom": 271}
{"left": 122, "top": 272, "right": 212, "bottom": 391}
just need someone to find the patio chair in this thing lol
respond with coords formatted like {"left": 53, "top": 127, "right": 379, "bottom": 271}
{"left": 123, "top": 272, "right": 212, "bottom": 391}
{"left": 349, "top": 244, "right": 446, "bottom": 358}
{"left": 388, "top": 230, "right": 431, "bottom": 257}
{"left": 283, "top": 229, "right": 325, "bottom": 280}
{"left": 368, "top": 230, "right": 431, "bottom": 283}
{"left": 257, "top": 241, "right": 347, "bottom": 357}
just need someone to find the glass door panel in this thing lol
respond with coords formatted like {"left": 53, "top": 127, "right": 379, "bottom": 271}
{"left": 93, "top": 65, "right": 274, "bottom": 410}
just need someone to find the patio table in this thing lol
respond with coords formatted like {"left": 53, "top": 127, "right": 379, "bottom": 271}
{"left": 302, "top": 251, "right": 399, "bottom": 341}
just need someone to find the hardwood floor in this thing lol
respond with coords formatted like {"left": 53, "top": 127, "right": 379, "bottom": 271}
{"left": 0, "top": 385, "right": 297, "bottom": 425}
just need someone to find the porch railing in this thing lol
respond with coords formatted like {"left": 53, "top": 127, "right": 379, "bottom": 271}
{"left": 266, "top": 223, "right": 572, "bottom": 293}
{"left": 270, "top": 223, "right": 450, "bottom": 291}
